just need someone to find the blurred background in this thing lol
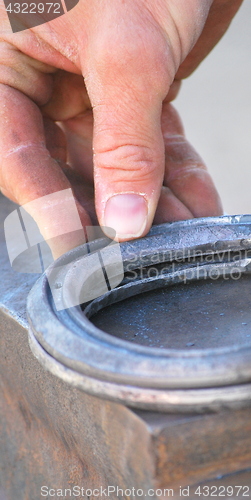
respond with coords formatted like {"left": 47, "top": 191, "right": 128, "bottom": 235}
{"left": 175, "top": 0, "right": 251, "bottom": 215}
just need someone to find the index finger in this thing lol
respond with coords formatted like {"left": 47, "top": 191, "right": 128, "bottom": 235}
{"left": 0, "top": 84, "right": 91, "bottom": 258}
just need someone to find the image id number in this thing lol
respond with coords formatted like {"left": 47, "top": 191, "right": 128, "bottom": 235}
{"left": 194, "top": 485, "right": 250, "bottom": 497}
{"left": 5, "top": 3, "right": 61, "bottom": 14}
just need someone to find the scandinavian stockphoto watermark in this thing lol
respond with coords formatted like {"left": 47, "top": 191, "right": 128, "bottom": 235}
{"left": 3, "top": 0, "right": 79, "bottom": 33}
{"left": 4, "top": 188, "right": 124, "bottom": 311}
{"left": 124, "top": 245, "right": 250, "bottom": 285}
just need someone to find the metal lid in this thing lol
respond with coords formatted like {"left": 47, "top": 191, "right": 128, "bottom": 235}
{"left": 27, "top": 216, "right": 251, "bottom": 412}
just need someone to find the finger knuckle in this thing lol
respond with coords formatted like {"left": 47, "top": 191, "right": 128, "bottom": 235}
{"left": 96, "top": 143, "right": 160, "bottom": 182}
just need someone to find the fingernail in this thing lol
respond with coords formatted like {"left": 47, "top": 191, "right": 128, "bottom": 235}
{"left": 104, "top": 194, "right": 148, "bottom": 239}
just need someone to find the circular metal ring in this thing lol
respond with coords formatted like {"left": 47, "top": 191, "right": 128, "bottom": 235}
{"left": 28, "top": 329, "right": 251, "bottom": 414}
{"left": 27, "top": 216, "right": 251, "bottom": 411}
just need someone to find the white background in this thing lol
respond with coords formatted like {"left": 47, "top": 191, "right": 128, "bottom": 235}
{"left": 175, "top": 0, "right": 251, "bottom": 214}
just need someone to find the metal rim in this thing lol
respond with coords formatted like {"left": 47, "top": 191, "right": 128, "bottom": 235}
{"left": 27, "top": 216, "right": 251, "bottom": 408}
{"left": 28, "top": 327, "right": 251, "bottom": 413}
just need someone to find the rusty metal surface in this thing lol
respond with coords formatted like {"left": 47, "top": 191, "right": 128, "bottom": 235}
{"left": 0, "top": 312, "right": 155, "bottom": 500}
{"left": 27, "top": 215, "right": 251, "bottom": 411}
{"left": 0, "top": 194, "right": 38, "bottom": 328}
{"left": 172, "top": 470, "right": 251, "bottom": 500}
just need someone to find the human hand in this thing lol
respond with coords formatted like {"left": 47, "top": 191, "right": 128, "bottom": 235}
{"left": 0, "top": 0, "right": 242, "bottom": 257}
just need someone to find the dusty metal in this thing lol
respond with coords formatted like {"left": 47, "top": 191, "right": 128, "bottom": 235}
{"left": 1, "top": 194, "right": 251, "bottom": 499}
{"left": 27, "top": 215, "right": 251, "bottom": 412}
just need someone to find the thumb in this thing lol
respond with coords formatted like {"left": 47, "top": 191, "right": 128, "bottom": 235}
{"left": 83, "top": 22, "right": 172, "bottom": 240}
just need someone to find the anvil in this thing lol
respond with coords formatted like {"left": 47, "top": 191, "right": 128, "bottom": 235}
{"left": 0, "top": 193, "right": 251, "bottom": 500}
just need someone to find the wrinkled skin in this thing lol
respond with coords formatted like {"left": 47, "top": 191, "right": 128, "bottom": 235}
{"left": 0, "top": 0, "right": 243, "bottom": 256}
